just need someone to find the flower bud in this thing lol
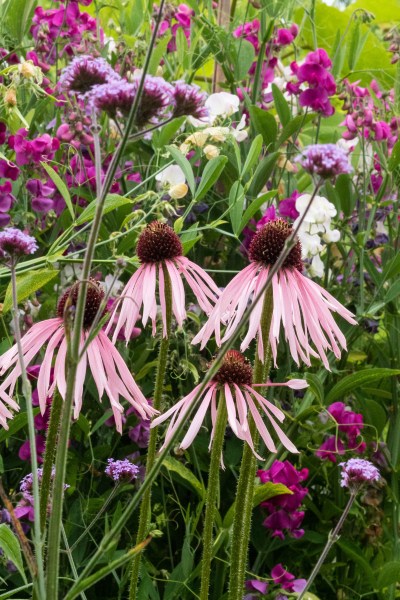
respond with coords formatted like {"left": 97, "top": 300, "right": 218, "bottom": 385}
{"left": 20, "top": 61, "right": 36, "bottom": 79}
{"left": 169, "top": 183, "right": 188, "bottom": 199}
{"left": 203, "top": 144, "right": 220, "bottom": 160}
{"left": 186, "top": 132, "right": 208, "bottom": 147}
{"left": 4, "top": 88, "right": 17, "bottom": 107}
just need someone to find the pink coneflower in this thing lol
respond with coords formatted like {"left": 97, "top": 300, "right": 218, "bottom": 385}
{"left": 152, "top": 350, "right": 306, "bottom": 458}
{"left": 0, "top": 280, "right": 154, "bottom": 431}
{"left": 109, "top": 221, "right": 220, "bottom": 341}
{"left": 193, "top": 219, "right": 356, "bottom": 369}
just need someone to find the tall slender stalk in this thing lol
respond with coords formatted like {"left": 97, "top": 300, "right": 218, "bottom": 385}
{"left": 228, "top": 287, "right": 273, "bottom": 600}
{"left": 10, "top": 264, "right": 45, "bottom": 599}
{"left": 129, "top": 264, "right": 172, "bottom": 599}
{"left": 199, "top": 394, "right": 228, "bottom": 599}
{"left": 298, "top": 491, "right": 357, "bottom": 600}
{"left": 45, "top": 6, "right": 166, "bottom": 594}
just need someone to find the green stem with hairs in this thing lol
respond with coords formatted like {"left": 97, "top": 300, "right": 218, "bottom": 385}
{"left": 199, "top": 394, "right": 228, "bottom": 600}
{"left": 129, "top": 264, "right": 172, "bottom": 599}
{"left": 10, "top": 264, "right": 45, "bottom": 599}
{"left": 40, "top": 387, "right": 63, "bottom": 535}
{"left": 228, "top": 287, "right": 273, "bottom": 600}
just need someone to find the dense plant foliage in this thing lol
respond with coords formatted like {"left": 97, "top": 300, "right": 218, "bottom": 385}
{"left": 0, "top": 0, "right": 399, "bottom": 598}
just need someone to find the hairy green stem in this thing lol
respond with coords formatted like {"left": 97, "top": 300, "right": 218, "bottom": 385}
{"left": 10, "top": 264, "right": 45, "bottom": 599}
{"left": 228, "top": 287, "right": 273, "bottom": 600}
{"left": 200, "top": 394, "right": 227, "bottom": 599}
{"left": 129, "top": 264, "right": 172, "bottom": 599}
{"left": 298, "top": 491, "right": 357, "bottom": 600}
{"left": 40, "top": 388, "right": 63, "bottom": 535}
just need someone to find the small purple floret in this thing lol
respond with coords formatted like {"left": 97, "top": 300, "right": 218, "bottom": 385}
{"left": 0, "top": 228, "right": 38, "bottom": 261}
{"left": 340, "top": 458, "right": 380, "bottom": 489}
{"left": 105, "top": 458, "right": 139, "bottom": 482}
{"left": 295, "top": 144, "right": 353, "bottom": 179}
{"left": 58, "top": 55, "right": 121, "bottom": 96}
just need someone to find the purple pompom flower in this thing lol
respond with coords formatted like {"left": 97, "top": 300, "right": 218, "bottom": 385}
{"left": 58, "top": 55, "right": 120, "bottom": 96}
{"left": 172, "top": 81, "right": 208, "bottom": 120}
{"left": 0, "top": 228, "right": 38, "bottom": 264}
{"left": 105, "top": 458, "right": 140, "bottom": 483}
{"left": 340, "top": 458, "right": 381, "bottom": 490}
{"left": 295, "top": 144, "right": 353, "bottom": 179}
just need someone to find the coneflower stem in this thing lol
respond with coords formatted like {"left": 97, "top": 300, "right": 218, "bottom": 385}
{"left": 228, "top": 286, "right": 273, "bottom": 600}
{"left": 298, "top": 491, "right": 357, "bottom": 600}
{"left": 200, "top": 394, "right": 227, "bottom": 599}
{"left": 40, "top": 387, "right": 63, "bottom": 534}
{"left": 129, "top": 264, "right": 172, "bottom": 599}
{"left": 10, "top": 264, "right": 45, "bottom": 599}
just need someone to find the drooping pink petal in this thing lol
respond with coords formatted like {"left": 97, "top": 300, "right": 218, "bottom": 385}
{"left": 180, "top": 384, "right": 216, "bottom": 448}
{"left": 141, "top": 263, "right": 157, "bottom": 327}
{"left": 73, "top": 336, "right": 87, "bottom": 419}
{"left": 37, "top": 326, "right": 64, "bottom": 413}
{"left": 165, "top": 260, "right": 186, "bottom": 327}
{"left": 110, "top": 265, "right": 145, "bottom": 343}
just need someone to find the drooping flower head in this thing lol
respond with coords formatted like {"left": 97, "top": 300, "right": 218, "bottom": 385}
{"left": 0, "top": 228, "right": 38, "bottom": 264}
{"left": 58, "top": 55, "right": 120, "bottom": 96}
{"left": 105, "top": 458, "right": 139, "bottom": 482}
{"left": 340, "top": 458, "right": 381, "bottom": 491}
{"left": 0, "top": 280, "right": 154, "bottom": 431}
{"left": 193, "top": 218, "right": 356, "bottom": 369}
{"left": 152, "top": 350, "right": 304, "bottom": 459}
{"left": 109, "top": 221, "right": 220, "bottom": 340}
{"left": 295, "top": 144, "right": 353, "bottom": 179}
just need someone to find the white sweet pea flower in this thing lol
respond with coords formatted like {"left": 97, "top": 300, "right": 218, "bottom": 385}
{"left": 299, "top": 230, "right": 323, "bottom": 257}
{"left": 205, "top": 92, "right": 240, "bottom": 120}
{"left": 309, "top": 254, "right": 325, "bottom": 278}
{"left": 232, "top": 114, "right": 248, "bottom": 142}
{"left": 323, "top": 228, "right": 340, "bottom": 243}
{"left": 295, "top": 194, "right": 337, "bottom": 224}
{"left": 156, "top": 165, "right": 186, "bottom": 187}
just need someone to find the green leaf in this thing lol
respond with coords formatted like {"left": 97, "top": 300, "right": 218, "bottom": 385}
{"left": 348, "top": 22, "right": 368, "bottom": 71}
{"left": 229, "top": 181, "right": 246, "bottom": 236}
{"left": 153, "top": 117, "right": 186, "bottom": 149}
{"left": 233, "top": 38, "right": 255, "bottom": 80}
{"left": 239, "top": 190, "right": 277, "bottom": 233}
{"left": 272, "top": 83, "right": 291, "bottom": 126}
{"left": 362, "top": 398, "right": 387, "bottom": 435}
{"left": 249, "top": 105, "right": 277, "bottom": 149}
{"left": 75, "top": 194, "right": 133, "bottom": 226}
{"left": 195, "top": 155, "right": 228, "bottom": 201}
{"left": 41, "top": 162, "right": 74, "bottom": 220}
{"left": 276, "top": 113, "right": 315, "bottom": 147}
{"left": 382, "top": 253, "right": 400, "bottom": 281}
{"left": 337, "top": 540, "right": 374, "bottom": 585}
{"left": 248, "top": 152, "right": 279, "bottom": 197}
{"left": 326, "top": 369, "right": 400, "bottom": 404}
{"left": 335, "top": 173, "right": 355, "bottom": 216}
{"left": 166, "top": 145, "right": 196, "bottom": 195}
{"left": 0, "top": 412, "right": 38, "bottom": 443}
{"left": 4, "top": 0, "right": 36, "bottom": 43}
{"left": 305, "top": 373, "right": 325, "bottom": 404}
{"left": 388, "top": 140, "right": 400, "bottom": 171}
{"left": 2, "top": 268, "right": 59, "bottom": 314}
{"left": 385, "top": 279, "right": 400, "bottom": 303}
{"left": 241, "top": 134, "right": 263, "bottom": 178}
{"left": 161, "top": 457, "right": 205, "bottom": 499}
{"left": 253, "top": 482, "right": 292, "bottom": 507}
{"left": 376, "top": 561, "right": 400, "bottom": 589}
{"left": 148, "top": 35, "right": 171, "bottom": 75}
{"left": 0, "top": 524, "right": 27, "bottom": 583}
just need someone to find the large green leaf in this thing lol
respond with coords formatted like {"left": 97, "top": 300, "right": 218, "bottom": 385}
{"left": 161, "top": 456, "right": 205, "bottom": 499}
{"left": 326, "top": 369, "right": 400, "bottom": 404}
{"left": 241, "top": 134, "right": 263, "bottom": 178}
{"left": 2, "top": 268, "right": 59, "bottom": 313}
{"left": 0, "top": 524, "right": 27, "bottom": 583}
{"left": 249, "top": 105, "right": 277, "bottom": 150}
{"left": 253, "top": 482, "right": 292, "bottom": 507}
{"left": 376, "top": 561, "right": 400, "bottom": 589}
{"left": 194, "top": 155, "right": 228, "bottom": 201}
{"left": 75, "top": 194, "right": 133, "bottom": 226}
{"left": 3, "top": 0, "right": 36, "bottom": 43}
{"left": 41, "top": 162, "right": 74, "bottom": 220}
{"left": 229, "top": 181, "right": 246, "bottom": 236}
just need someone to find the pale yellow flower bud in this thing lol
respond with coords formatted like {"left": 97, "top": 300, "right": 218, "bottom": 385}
{"left": 156, "top": 66, "right": 164, "bottom": 77}
{"left": 204, "top": 144, "right": 220, "bottom": 160}
{"left": 186, "top": 132, "right": 208, "bottom": 147}
{"left": 20, "top": 61, "right": 36, "bottom": 79}
{"left": 4, "top": 88, "right": 17, "bottom": 107}
{"left": 169, "top": 183, "right": 188, "bottom": 199}
{"left": 179, "top": 143, "right": 191, "bottom": 155}
{"left": 203, "top": 127, "right": 229, "bottom": 142}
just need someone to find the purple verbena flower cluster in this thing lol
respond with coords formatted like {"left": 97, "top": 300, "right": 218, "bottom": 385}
{"left": 257, "top": 460, "right": 308, "bottom": 540}
{"left": 58, "top": 55, "right": 120, "bottom": 96}
{"left": 316, "top": 402, "right": 366, "bottom": 462}
{"left": 295, "top": 144, "right": 353, "bottom": 179}
{"left": 288, "top": 48, "right": 336, "bottom": 116}
{"left": 105, "top": 458, "right": 140, "bottom": 482}
{"left": 340, "top": 458, "right": 381, "bottom": 490}
{"left": 0, "top": 228, "right": 38, "bottom": 261}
